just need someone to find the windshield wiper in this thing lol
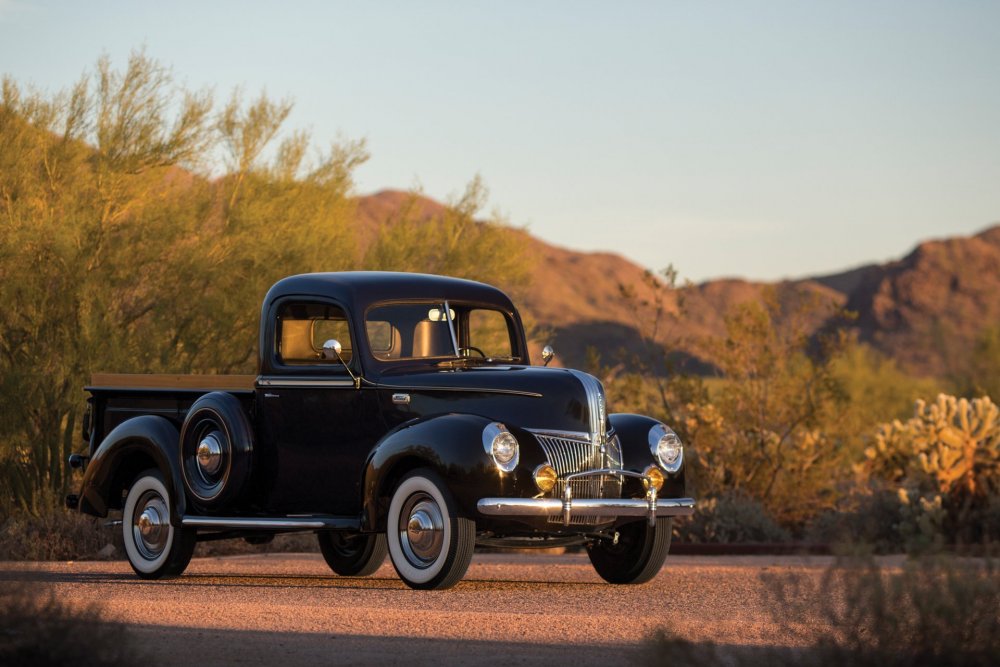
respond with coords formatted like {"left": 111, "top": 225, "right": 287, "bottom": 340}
{"left": 436, "top": 355, "right": 521, "bottom": 368}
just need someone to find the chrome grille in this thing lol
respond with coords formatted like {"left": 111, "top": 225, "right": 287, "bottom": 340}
{"left": 531, "top": 431, "right": 623, "bottom": 525}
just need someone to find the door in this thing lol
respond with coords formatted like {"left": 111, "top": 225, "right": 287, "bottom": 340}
{"left": 257, "top": 300, "right": 383, "bottom": 515}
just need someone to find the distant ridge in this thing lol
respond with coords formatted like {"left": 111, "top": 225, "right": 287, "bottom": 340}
{"left": 353, "top": 190, "right": 999, "bottom": 377}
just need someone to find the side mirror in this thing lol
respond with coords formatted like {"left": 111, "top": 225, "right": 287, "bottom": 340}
{"left": 322, "top": 339, "right": 362, "bottom": 389}
{"left": 322, "top": 339, "right": 343, "bottom": 360}
{"left": 541, "top": 345, "right": 555, "bottom": 367}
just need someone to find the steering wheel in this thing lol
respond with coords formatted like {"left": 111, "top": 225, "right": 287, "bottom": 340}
{"left": 458, "top": 346, "right": 486, "bottom": 358}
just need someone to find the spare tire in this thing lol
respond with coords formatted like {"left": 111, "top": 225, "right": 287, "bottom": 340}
{"left": 179, "top": 391, "right": 253, "bottom": 509}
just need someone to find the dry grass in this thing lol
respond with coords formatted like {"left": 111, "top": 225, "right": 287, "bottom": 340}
{"left": 0, "top": 505, "right": 120, "bottom": 561}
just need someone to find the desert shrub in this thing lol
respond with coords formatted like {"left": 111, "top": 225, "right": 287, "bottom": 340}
{"left": 864, "top": 394, "right": 1000, "bottom": 545}
{"left": 0, "top": 582, "right": 142, "bottom": 666}
{"left": 0, "top": 489, "right": 121, "bottom": 561}
{"left": 643, "top": 554, "right": 1000, "bottom": 666}
{"left": 807, "top": 487, "right": 952, "bottom": 554}
{"left": 807, "top": 489, "right": 908, "bottom": 552}
{"left": 674, "top": 491, "right": 790, "bottom": 543}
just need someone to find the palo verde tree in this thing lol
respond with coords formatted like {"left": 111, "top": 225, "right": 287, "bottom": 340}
{"left": 0, "top": 51, "right": 367, "bottom": 510}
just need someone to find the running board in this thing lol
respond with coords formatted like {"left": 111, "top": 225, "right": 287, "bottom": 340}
{"left": 181, "top": 515, "right": 361, "bottom": 531}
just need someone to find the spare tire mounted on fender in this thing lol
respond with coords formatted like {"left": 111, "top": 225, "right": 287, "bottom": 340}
{"left": 179, "top": 391, "right": 253, "bottom": 508}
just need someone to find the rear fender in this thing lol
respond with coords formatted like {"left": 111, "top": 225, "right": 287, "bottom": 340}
{"left": 77, "top": 415, "right": 186, "bottom": 524}
{"left": 361, "top": 413, "right": 524, "bottom": 531}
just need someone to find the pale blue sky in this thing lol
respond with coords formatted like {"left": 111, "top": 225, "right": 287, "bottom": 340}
{"left": 2, "top": 1, "right": 998, "bottom": 282}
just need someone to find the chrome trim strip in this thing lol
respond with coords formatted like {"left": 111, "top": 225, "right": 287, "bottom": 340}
{"left": 257, "top": 377, "right": 355, "bottom": 388}
{"left": 377, "top": 384, "right": 543, "bottom": 398}
{"left": 567, "top": 370, "right": 607, "bottom": 445}
{"left": 181, "top": 516, "right": 360, "bottom": 530}
{"left": 477, "top": 497, "right": 695, "bottom": 517}
{"left": 443, "top": 299, "right": 460, "bottom": 358}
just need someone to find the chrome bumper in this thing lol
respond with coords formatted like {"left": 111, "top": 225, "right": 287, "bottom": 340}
{"left": 477, "top": 496, "right": 696, "bottom": 527}
{"left": 478, "top": 466, "right": 695, "bottom": 527}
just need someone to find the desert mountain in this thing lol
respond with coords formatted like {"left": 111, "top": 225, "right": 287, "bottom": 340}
{"left": 843, "top": 226, "right": 1000, "bottom": 377}
{"left": 355, "top": 190, "right": 998, "bottom": 378}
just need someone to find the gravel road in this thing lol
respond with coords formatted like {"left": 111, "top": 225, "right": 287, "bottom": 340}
{"left": 2, "top": 551, "right": 867, "bottom": 666}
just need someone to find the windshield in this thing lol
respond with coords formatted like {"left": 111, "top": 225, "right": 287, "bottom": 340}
{"left": 365, "top": 301, "right": 519, "bottom": 363}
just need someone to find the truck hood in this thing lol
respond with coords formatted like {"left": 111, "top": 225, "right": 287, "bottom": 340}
{"left": 375, "top": 365, "right": 608, "bottom": 437}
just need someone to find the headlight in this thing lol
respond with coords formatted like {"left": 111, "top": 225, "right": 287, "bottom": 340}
{"left": 482, "top": 422, "right": 519, "bottom": 472}
{"left": 648, "top": 423, "right": 683, "bottom": 473}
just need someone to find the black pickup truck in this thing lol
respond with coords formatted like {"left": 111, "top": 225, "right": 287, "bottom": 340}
{"left": 69, "top": 272, "right": 694, "bottom": 589}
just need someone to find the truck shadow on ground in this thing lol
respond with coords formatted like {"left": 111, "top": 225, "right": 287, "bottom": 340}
{"left": 0, "top": 566, "right": 610, "bottom": 592}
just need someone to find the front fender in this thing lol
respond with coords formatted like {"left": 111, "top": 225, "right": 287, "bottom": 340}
{"left": 361, "top": 413, "right": 533, "bottom": 531}
{"left": 610, "top": 413, "right": 686, "bottom": 498}
{"left": 77, "top": 415, "right": 186, "bottom": 524}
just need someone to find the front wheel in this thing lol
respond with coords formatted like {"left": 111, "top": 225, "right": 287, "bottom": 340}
{"left": 386, "top": 469, "right": 475, "bottom": 590}
{"left": 587, "top": 517, "right": 672, "bottom": 584}
{"left": 318, "top": 531, "right": 387, "bottom": 576}
{"left": 122, "top": 469, "right": 196, "bottom": 579}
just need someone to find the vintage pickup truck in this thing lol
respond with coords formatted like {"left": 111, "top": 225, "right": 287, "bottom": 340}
{"left": 68, "top": 272, "right": 694, "bottom": 589}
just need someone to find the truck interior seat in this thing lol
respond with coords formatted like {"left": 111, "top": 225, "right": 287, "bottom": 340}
{"left": 412, "top": 320, "right": 451, "bottom": 358}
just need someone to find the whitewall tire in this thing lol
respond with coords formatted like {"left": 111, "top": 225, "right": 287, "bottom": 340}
{"left": 122, "top": 469, "right": 196, "bottom": 579}
{"left": 386, "top": 469, "right": 474, "bottom": 590}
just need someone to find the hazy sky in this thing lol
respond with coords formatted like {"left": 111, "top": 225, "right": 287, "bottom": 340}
{"left": 2, "top": 1, "right": 998, "bottom": 282}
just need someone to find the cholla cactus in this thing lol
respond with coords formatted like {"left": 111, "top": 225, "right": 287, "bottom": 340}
{"left": 866, "top": 395, "right": 1000, "bottom": 499}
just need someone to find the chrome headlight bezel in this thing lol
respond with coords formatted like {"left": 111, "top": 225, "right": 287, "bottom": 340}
{"left": 648, "top": 423, "right": 683, "bottom": 473}
{"left": 482, "top": 422, "right": 519, "bottom": 472}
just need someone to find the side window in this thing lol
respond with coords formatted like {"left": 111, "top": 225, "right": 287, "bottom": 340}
{"left": 276, "top": 302, "right": 352, "bottom": 366}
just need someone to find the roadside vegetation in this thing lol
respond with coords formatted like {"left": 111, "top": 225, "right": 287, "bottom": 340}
{"left": 589, "top": 267, "right": 999, "bottom": 550}
{"left": 643, "top": 553, "right": 1000, "bottom": 666}
{"left": 1, "top": 51, "right": 997, "bottom": 560}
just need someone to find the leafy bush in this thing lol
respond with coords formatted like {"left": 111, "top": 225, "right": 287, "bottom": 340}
{"left": 674, "top": 491, "right": 791, "bottom": 543}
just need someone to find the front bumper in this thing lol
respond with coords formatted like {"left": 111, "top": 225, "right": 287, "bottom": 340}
{"left": 477, "top": 467, "right": 695, "bottom": 527}
{"left": 477, "top": 496, "right": 696, "bottom": 526}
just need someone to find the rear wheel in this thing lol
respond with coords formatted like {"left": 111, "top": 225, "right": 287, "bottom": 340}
{"left": 318, "top": 531, "right": 387, "bottom": 576}
{"left": 587, "top": 517, "right": 672, "bottom": 584}
{"left": 122, "top": 469, "right": 196, "bottom": 579}
{"left": 386, "top": 469, "right": 475, "bottom": 590}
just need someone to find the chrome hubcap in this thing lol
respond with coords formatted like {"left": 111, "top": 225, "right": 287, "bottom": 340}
{"left": 399, "top": 493, "right": 444, "bottom": 567}
{"left": 196, "top": 432, "right": 224, "bottom": 478}
{"left": 132, "top": 491, "right": 169, "bottom": 560}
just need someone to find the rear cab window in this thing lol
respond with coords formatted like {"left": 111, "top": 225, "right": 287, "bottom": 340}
{"left": 276, "top": 302, "right": 353, "bottom": 368}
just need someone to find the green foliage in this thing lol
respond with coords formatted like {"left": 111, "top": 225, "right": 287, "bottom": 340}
{"left": 826, "top": 343, "right": 940, "bottom": 461}
{"left": 954, "top": 326, "right": 1000, "bottom": 400}
{"left": 690, "top": 292, "right": 850, "bottom": 524}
